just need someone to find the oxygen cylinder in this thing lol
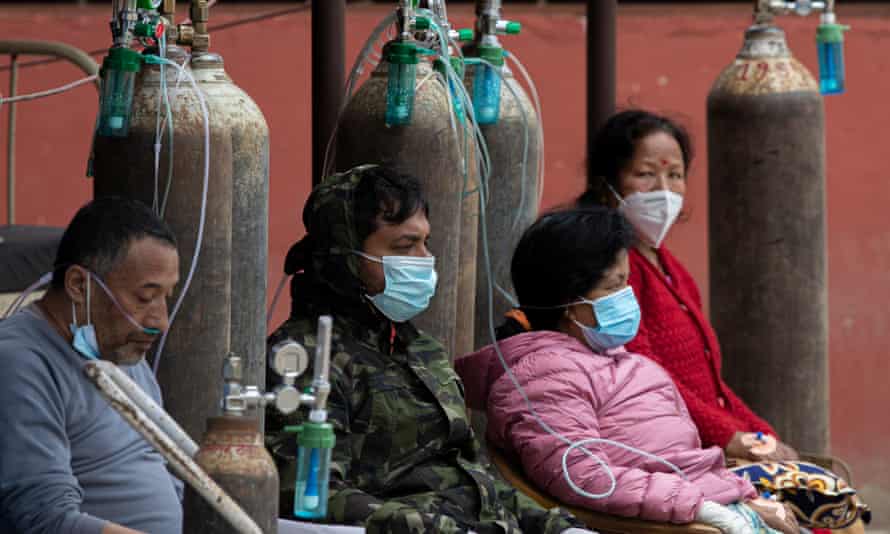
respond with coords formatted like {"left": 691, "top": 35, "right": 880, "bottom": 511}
{"left": 92, "top": 47, "right": 270, "bottom": 440}
{"left": 707, "top": 22, "right": 828, "bottom": 451}
{"left": 335, "top": 57, "right": 476, "bottom": 358}
{"left": 465, "top": 61, "right": 540, "bottom": 350}
{"left": 182, "top": 415, "right": 279, "bottom": 534}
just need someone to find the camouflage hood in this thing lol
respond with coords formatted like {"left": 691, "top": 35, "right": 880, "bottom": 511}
{"left": 284, "top": 165, "right": 380, "bottom": 309}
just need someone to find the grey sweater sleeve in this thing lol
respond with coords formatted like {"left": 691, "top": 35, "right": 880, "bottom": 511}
{"left": 0, "top": 346, "right": 106, "bottom": 534}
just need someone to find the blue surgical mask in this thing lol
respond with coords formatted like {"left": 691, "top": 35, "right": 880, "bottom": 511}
{"left": 571, "top": 286, "right": 641, "bottom": 352}
{"left": 70, "top": 273, "right": 100, "bottom": 360}
{"left": 354, "top": 252, "right": 438, "bottom": 323}
{"left": 68, "top": 270, "right": 161, "bottom": 360}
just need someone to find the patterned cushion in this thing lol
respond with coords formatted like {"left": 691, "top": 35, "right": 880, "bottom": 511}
{"left": 729, "top": 461, "right": 871, "bottom": 529}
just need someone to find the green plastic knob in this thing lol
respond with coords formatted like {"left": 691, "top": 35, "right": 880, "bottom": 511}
{"left": 136, "top": 0, "right": 161, "bottom": 9}
{"left": 385, "top": 41, "right": 419, "bottom": 65}
{"left": 477, "top": 44, "right": 505, "bottom": 67}
{"left": 102, "top": 47, "right": 142, "bottom": 74}
{"left": 816, "top": 22, "right": 850, "bottom": 44}
{"left": 414, "top": 17, "right": 430, "bottom": 31}
{"left": 505, "top": 21, "right": 521, "bottom": 35}
{"left": 134, "top": 22, "right": 156, "bottom": 38}
{"left": 457, "top": 28, "right": 475, "bottom": 41}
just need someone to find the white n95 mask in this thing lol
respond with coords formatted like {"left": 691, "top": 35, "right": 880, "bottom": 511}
{"left": 618, "top": 190, "right": 683, "bottom": 248}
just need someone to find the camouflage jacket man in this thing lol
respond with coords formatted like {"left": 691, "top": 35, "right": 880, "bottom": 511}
{"left": 266, "top": 166, "right": 583, "bottom": 534}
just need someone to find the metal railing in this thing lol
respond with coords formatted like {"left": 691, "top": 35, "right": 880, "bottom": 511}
{"left": 0, "top": 40, "right": 99, "bottom": 225}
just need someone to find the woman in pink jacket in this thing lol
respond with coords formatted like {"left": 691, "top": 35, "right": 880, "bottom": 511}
{"left": 457, "top": 207, "right": 797, "bottom": 534}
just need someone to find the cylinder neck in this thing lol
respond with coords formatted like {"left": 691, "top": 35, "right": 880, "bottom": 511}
{"left": 190, "top": 51, "right": 224, "bottom": 70}
{"left": 204, "top": 415, "right": 262, "bottom": 439}
{"left": 738, "top": 24, "right": 791, "bottom": 59}
{"left": 753, "top": 4, "right": 775, "bottom": 25}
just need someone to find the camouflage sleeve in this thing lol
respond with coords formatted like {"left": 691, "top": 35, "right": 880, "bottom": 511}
{"left": 361, "top": 501, "right": 463, "bottom": 534}
{"left": 492, "top": 477, "right": 585, "bottom": 534}
{"left": 313, "top": 358, "right": 463, "bottom": 533}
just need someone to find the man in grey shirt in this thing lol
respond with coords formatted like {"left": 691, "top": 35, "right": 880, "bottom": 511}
{"left": 0, "top": 198, "right": 183, "bottom": 534}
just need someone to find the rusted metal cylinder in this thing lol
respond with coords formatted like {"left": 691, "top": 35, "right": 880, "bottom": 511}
{"left": 335, "top": 60, "right": 474, "bottom": 358}
{"left": 465, "top": 65, "right": 540, "bottom": 350}
{"left": 93, "top": 47, "right": 270, "bottom": 441}
{"left": 183, "top": 415, "right": 279, "bottom": 534}
{"left": 456, "top": 143, "right": 479, "bottom": 359}
{"left": 220, "top": 53, "right": 271, "bottom": 415}
{"left": 707, "top": 23, "right": 828, "bottom": 452}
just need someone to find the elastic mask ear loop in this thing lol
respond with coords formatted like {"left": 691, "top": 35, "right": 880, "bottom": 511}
{"left": 87, "top": 270, "right": 161, "bottom": 335}
{"left": 71, "top": 301, "right": 78, "bottom": 327}
{"left": 605, "top": 181, "right": 624, "bottom": 206}
{"left": 85, "top": 272, "right": 92, "bottom": 327}
{"left": 352, "top": 250, "right": 383, "bottom": 264}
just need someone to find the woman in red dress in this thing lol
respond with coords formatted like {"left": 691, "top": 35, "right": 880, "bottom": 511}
{"left": 577, "top": 109, "right": 798, "bottom": 462}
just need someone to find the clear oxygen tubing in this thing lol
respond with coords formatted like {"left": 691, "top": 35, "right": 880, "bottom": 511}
{"left": 160, "top": 52, "right": 191, "bottom": 218}
{"left": 143, "top": 54, "right": 210, "bottom": 375}
{"left": 153, "top": 31, "right": 169, "bottom": 214}
{"left": 158, "top": 45, "right": 174, "bottom": 218}
{"left": 0, "top": 74, "right": 98, "bottom": 105}
{"left": 472, "top": 57, "right": 530, "bottom": 235}
{"left": 422, "top": 7, "right": 528, "bottom": 306}
{"left": 321, "top": 11, "right": 398, "bottom": 180}
{"left": 433, "top": 20, "right": 526, "bottom": 313}
{"left": 2, "top": 268, "right": 162, "bottom": 333}
{"left": 505, "top": 51, "right": 545, "bottom": 209}
{"left": 417, "top": 10, "right": 492, "bottom": 200}
{"left": 413, "top": 7, "right": 690, "bottom": 501}
{"left": 475, "top": 156, "right": 688, "bottom": 501}
{"left": 2, "top": 272, "right": 53, "bottom": 319}
{"left": 87, "top": 271, "right": 161, "bottom": 334}
{"left": 465, "top": 56, "right": 530, "bottom": 309}
{"left": 267, "top": 272, "right": 291, "bottom": 330}
{"left": 416, "top": 13, "right": 498, "bottom": 326}
{"left": 390, "top": 19, "right": 683, "bottom": 501}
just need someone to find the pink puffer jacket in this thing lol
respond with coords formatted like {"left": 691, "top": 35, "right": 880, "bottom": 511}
{"left": 456, "top": 331, "right": 756, "bottom": 523}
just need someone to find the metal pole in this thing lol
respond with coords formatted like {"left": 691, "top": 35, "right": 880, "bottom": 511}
{"left": 0, "top": 41, "right": 101, "bottom": 84}
{"left": 311, "top": 0, "right": 345, "bottom": 186}
{"left": 6, "top": 53, "right": 17, "bottom": 225}
{"left": 586, "top": 0, "right": 616, "bottom": 179}
{"left": 83, "top": 362, "right": 263, "bottom": 534}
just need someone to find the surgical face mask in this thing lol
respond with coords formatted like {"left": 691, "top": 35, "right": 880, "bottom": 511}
{"left": 354, "top": 251, "right": 438, "bottom": 323}
{"left": 69, "top": 269, "right": 160, "bottom": 360}
{"left": 571, "top": 286, "right": 641, "bottom": 352}
{"left": 615, "top": 188, "right": 683, "bottom": 249}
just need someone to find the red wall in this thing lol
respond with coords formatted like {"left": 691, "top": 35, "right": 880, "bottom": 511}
{"left": 1, "top": 2, "right": 887, "bottom": 519}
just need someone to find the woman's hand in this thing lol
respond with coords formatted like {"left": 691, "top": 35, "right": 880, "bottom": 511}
{"left": 725, "top": 432, "right": 764, "bottom": 461}
{"left": 746, "top": 498, "right": 799, "bottom": 534}
{"left": 774, "top": 440, "right": 799, "bottom": 461}
{"left": 726, "top": 432, "right": 799, "bottom": 462}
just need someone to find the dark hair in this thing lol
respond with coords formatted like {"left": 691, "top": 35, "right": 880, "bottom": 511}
{"left": 353, "top": 166, "right": 430, "bottom": 245}
{"left": 577, "top": 109, "right": 693, "bottom": 207}
{"left": 496, "top": 207, "right": 636, "bottom": 339}
{"left": 51, "top": 197, "right": 177, "bottom": 290}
